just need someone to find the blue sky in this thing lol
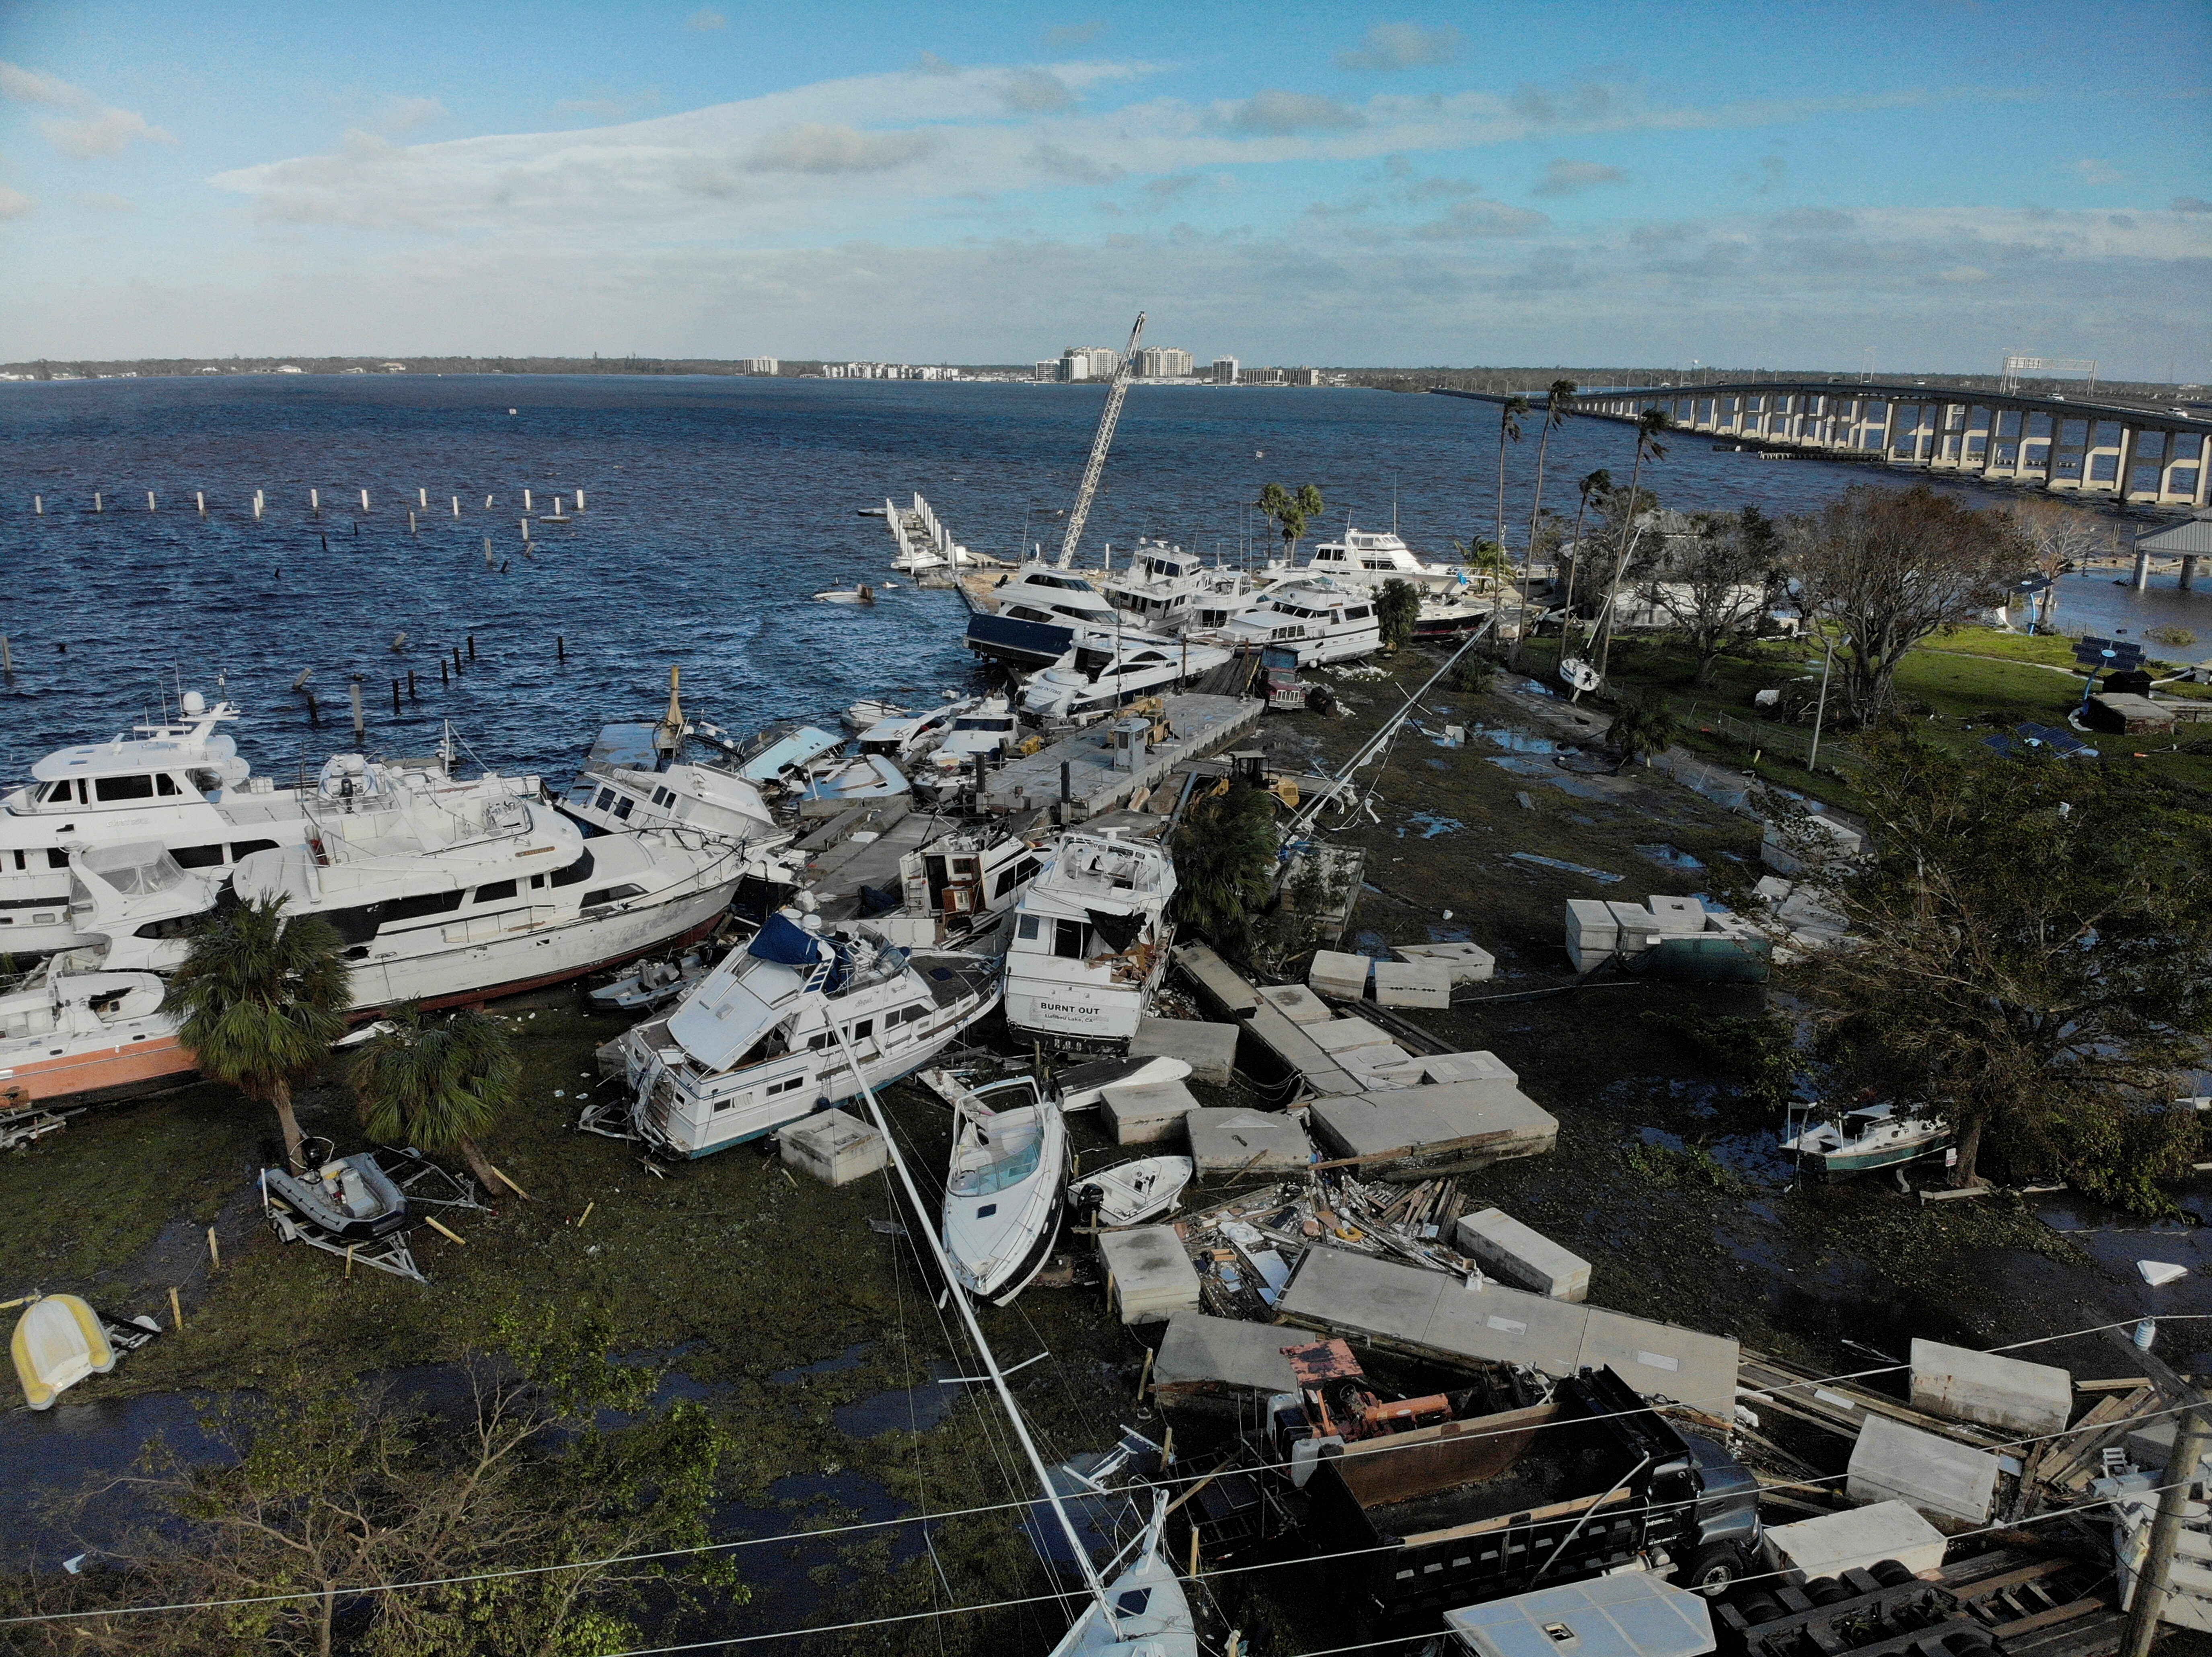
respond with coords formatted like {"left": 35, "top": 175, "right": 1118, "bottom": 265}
{"left": 2, "top": 1, "right": 2207, "bottom": 376}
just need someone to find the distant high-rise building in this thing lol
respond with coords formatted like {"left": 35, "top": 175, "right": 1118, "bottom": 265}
{"left": 1063, "top": 346, "right": 1120, "bottom": 381}
{"left": 1034, "top": 361, "right": 1060, "bottom": 382}
{"left": 1290, "top": 367, "right": 1322, "bottom": 386}
{"left": 1211, "top": 356, "right": 1239, "bottom": 386}
{"left": 742, "top": 357, "right": 778, "bottom": 375}
{"left": 1135, "top": 346, "right": 1195, "bottom": 379}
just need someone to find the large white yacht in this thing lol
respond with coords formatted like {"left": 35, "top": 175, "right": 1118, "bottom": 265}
{"left": 1020, "top": 637, "right": 1233, "bottom": 728}
{"left": 1101, "top": 542, "right": 1306, "bottom": 636}
{"left": 591, "top": 910, "right": 1002, "bottom": 1158}
{"left": 1305, "top": 526, "right": 1472, "bottom": 592}
{"left": 62, "top": 755, "right": 746, "bottom": 1014}
{"left": 558, "top": 719, "right": 791, "bottom": 873}
{"left": 917, "top": 696, "right": 1022, "bottom": 794}
{"left": 0, "top": 692, "right": 312, "bottom": 957}
{"left": 1003, "top": 831, "right": 1176, "bottom": 1051}
{"left": 1190, "top": 579, "right": 1381, "bottom": 665}
{"left": 963, "top": 562, "right": 1162, "bottom": 669}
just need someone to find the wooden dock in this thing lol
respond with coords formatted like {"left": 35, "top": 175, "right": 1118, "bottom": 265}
{"left": 978, "top": 693, "right": 1264, "bottom": 818}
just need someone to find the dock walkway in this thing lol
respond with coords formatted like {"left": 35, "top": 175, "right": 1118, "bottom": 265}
{"left": 978, "top": 693, "right": 1264, "bottom": 818}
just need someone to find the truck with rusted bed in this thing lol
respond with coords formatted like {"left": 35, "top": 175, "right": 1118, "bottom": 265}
{"left": 1287, "top": 1365, "right": 1762, "bottom": 1629}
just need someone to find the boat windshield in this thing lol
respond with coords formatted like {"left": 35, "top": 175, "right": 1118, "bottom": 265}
{"left": 951, "top": 1124, "right": 1043, "bottom": 1197}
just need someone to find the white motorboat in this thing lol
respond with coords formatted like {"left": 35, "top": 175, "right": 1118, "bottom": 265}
{"left": 1781, "top": 1100, "right": 1952, "bottom": 1179}
{"left": 928, "top": 1068, "right": 1069, "bottom": 1306}
{"left": 0, "top": 958, "right": 187, "bottom": 1106}
{"left": 867, "top": 827, "right": 1040, "bottom": 953}
{"left": 1019, "top": 637, "right": 1232, "bottom": 727}
{"left": 0, "top": 690, "right": 316, "bottom": 957}
{"left": 591, "top": 911, "right": 1001, "bottom": 1158}
{"left": 919, "top": 696, "right": 1022, "bottom": 792}
{"left": 797, "top": 754, "right": 910, "bottom": 807}
{"left": 1192, "top": 578, "right": 1381, "bottom": 665}
{"left": 732, "top": 723, "right": 846, "bottom": 787}
{"left": 1003, "top": 830, "right": 1176, "bottom": 1052}
{"left": 813, "top": 583, "right": 876, "bottom": 605}
{"left": 963, "top": 561, "right": 1135, "bottom": 669}
{"left": 1053, "top": 1053, "right": 1192, "bottom": 1111}
{"left": 843, "top": 697, "right": 909, "bottom": 731}
{"left": 1305, "top": 525, "right": 1474, "bottom": 593}
{"left": 1068, "top": 1155, "right": 1193, "bottom": 1228}
{"left": 856, "top": 700, "right": 966, "bottom": 764}
{"left": 1046, "top": 1492, "right": 1199, "bottom": 1657}
{"left": 559, "top": 719, "right": 791, "bottom": 868}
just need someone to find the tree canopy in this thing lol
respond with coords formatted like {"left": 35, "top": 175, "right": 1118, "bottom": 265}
{"left": 352, "top": 1004, "right": 522, "bottom": 1197}
{"left": 1255, "top": 482, "right": 1325, "bottom": 563}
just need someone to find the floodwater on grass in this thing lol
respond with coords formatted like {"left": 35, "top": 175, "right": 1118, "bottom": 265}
{"left": 1398, "top": 812, "right": 1464, "bottom": 839}
{"left": 772, "top": 1340, "right": 874, "bottom": 1383}
{"left": 1479, "top": 727, "right": 1566, "bottom": 756}
{"left": 1635, "top": 843, "right": 1706, "bottom": 871}
{"left": 832, "top": 1359, "right": 963, "bottom": 1437}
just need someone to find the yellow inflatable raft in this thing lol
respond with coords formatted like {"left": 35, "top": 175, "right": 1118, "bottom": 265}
{"left": 11, "top": 1294, "right": 116, "bottom": 1410}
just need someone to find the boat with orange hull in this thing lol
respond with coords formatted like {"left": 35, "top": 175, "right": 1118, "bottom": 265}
{"left": 0, "top": 965, "right": 193, "bottom": 1106}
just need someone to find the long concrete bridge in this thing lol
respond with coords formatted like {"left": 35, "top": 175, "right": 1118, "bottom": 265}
{"left": 1434, "top": 381, "right": 2212, "bottom": 512}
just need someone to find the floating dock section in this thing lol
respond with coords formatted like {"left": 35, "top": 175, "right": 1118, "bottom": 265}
{"left": 978, "top": 694, "right": 1264, "bottom": 818}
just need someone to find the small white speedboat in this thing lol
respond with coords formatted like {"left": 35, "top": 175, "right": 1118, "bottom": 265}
{"left": 1069, "top": 1156, "right": 1193, "bottom": 1228}
{"left": 814, "top": 583, "right": 876, "bottom": 605}
{"left": 799, "top": 754, "right": 910, "bottom": 806}
{"left": 930, "top": 1069, "right": 1068, "bottom": 1306}
{"left": 1047, "top": 1491, "right": 1199, "bottom": 1657}
{"left": 844, "top": 698, "right": 909, "bottom": 731}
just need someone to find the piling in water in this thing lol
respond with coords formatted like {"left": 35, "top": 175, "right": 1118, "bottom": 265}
{"left": 440, "top": 658, "right": 449, "bottom": 687}
{"left": 467, "top": 634, "right": 476, "bottom": 662}
{"left": 349, "top": 679, "right": 365, "bottom": 743}
{"left": 93, "top": 493, "right": 103, "bottom": 513}
{"left": 409, "top": 510, "right": 418, "bottom": 534}
{"left": 310, "top": 488, "right": 319, "bottom": 512}
{"left": 0, "top": 636, "right": 12, "bottom": 675}
{"left": 556, "top": 634, "right": 565, "bottom": 662}
{"left": 576, "top": 489, "right": 586, "bottom": 510}
{"left": 33, "top": 496, "right": 43, "bottom": 515}
{"left": 451, "top": 496, "right": 460, "bottom": 517}
{"left": 196, "top": 491, "right": 205, "bottom": 513}
{"left": 524, "top": 489, "right": 533, "bottom": 511}
{"left": 407, "top": 669, "right": 417, "bottom": 700}
{"left": 360, "top": 488, "right": 370, "bottom": 512}
{"left": 391, "top": 678, "right": 401, "bottom": 714}
{"left": 147, "top": 491, "right": 156, "bottom": 511}
{"left": 418, "top": 488, "right": 427, "bottom": 508}
{"left": 520, "top": 518, "right": 530, "bottom": 542}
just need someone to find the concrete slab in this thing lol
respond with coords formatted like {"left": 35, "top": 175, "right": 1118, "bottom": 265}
{"left": 1130, "top": 1016, "right": 1240, "bottom": 1086}
{"left": 1151, "top": 1312, "right": 1299, "bottom": 1396}
{"left": 1242, "top": 1004, "right": 1363, "bottom": 1097}
{"left": 1846, "top": 1415, "right": 2000, "bottom": 1525}
{"left": 1307, "top": 1081, "right": 1559, "bottom": 1168}
{"left": 1310, "top": 950, "right": 1371, "bottom": 999}
{"left": 1186, "top": 1107, "right": 1314, "bottom": 1177}
{"left": 1256, "top": 983, "right": 1334, "bottom": 1025}
{"left": 1646, "top": 895, "right": 1707, "bottom": 935}
{"left": 780, "top": 1109, "right": 888, "bottom": 1187}
{"left": 1099, "top": 1224, "right": 1203, "bottom": 1323}
{"left": 1455, "top": 1207, "right": 1591, "bottom": 1302}
{"left": 1338, "top": 1045, "right": 1427, "bottom": 1091}
{"left": 1308, "top": 1016, "right": 1395, "bottom": 1055}
{"left": 1392, "top": 941, "right": 1496, "bottom": 985}
{"left": 1100, "top": 1077, "right": 1201, "bottom": 1146}
{"left": 1421, "top": 1051, "right": 1520, "bottom": 1086}
{"left": 1172, "top": 941, "right": 1261, "bottom": 1018}
{"left": 1908, "top": 1338, "right": 2072, "bottom": 1437}
{"left": 1766, "top": 1502, "right": 1947, "bottom": 1584}
{"left": 1373, "top": 960, "right": 1451, "bottom": 1008}
{"left": 1276, "top": 1248, "right": 1739, "bottom": 1413}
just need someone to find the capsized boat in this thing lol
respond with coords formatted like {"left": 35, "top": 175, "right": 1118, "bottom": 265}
{"left": 963, "top": 560, "right": 1131, "bottom": 669}
{"left": 732, "top": 723, "right": 847, "bottom": 788}
{"left": 856, "top": 699, "right": 966, "bottom": 763}
{"left": 1068, "top": 1156, "right": 1193, "bottom": 1228}
{"left": 926, "top": 1068, "right": 1069, "bottom": 1306}
{"left": 592, "top": 910, "right": 1001, "bottom": 1158}
{"left": 813, "top": 583, "right": 876, "bottom": 604}
{"left": 262, "top": 1152, "right": 411, "bottom": 1241}
{"left": 1046, "top": 1491, "right": 1199, "bottom": 1657}
{"left": 1780, "top": 1099, "right": 1951, "bottom": 1179}
{"left": 797, "top": 754, "right": 910, "bottom": 808}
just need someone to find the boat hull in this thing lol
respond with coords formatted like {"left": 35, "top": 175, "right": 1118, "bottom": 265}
{"left": 977, "top": 1200, "right": 1064, "bottom": 1306}
{"left": 0, "top": 1032, "right": 195, "bottom": 1107}
{"left": 1796, "top": 1136, "right": 1949, "bottom": 1179}
{"left": 964, "top": 609, "right": 1076, "bottom": 669}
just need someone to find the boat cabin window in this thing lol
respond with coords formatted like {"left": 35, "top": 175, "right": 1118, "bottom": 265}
{"left": 1345, "top": 605, "right": 1372, "bottom": 620}
{"left": 1017, "top": 916, "right": 1042, "bottom": 942}
{"left": 993, "top": 857, "right": 1039, "bottom": 898}
{"left": 651, "top": 786, "right": 677, "bottom": 808}
{"left": 1053, "top": 918, "right": 1090, "bottom": 959}
{"left": 951, "top": 1131, "right": 1044, "bottom": 1197}
{"left": 94, "top": 774, "right": 157, "bottom": 803}
{"left": 549, "top": 850, "right": 596, "bottom": 887}
{"left": 582, "top": 883, "right": 646, "bottom": 908}
{"left": 474, "top": 880, "right": 517, "bottom": 903}
{"left": 847, "top": 1018, "right": 874, "bottom": 1043}
{"left": 47, "top": 848, "right": 70, "bottom": 869}
{"left": 611, "top": 796, "right": 634, "bottom": 821}
{"left": 1004, "top": 605, "right": 1052, "bottom": 623}
{"left": 171, "top": 843, "right": 225, "bottom": 869}
{"left": 594, "top": 788, "right": 616, "bottom": 812}
{"left": 230, "top": 838, "right": 278, "bottom": 862}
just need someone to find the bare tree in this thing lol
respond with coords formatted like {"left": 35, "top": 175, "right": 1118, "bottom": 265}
{"left": 1590, "top": 409, "right": 1672, "bottom": 680}
{"left": 1997, "top": 497, "right": 2107, "bottom": 634}
{"left": 1784, "top": 484, "right": 2021, "bottom": 725}
{"left": 1639, "top": 506, "right": 1785, "bottom": 686}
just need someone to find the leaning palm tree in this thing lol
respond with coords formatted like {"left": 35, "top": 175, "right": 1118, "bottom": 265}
{"left": 1591, "top": 409, "right": 1673, "bottom": 679}
{"left": 350, "top": 1004, "right": 521, "bottom": 1197}
{"left": 166, "top": 895, "right": 351, "bottom": 1171}
{"left": 1558, "top": 468, "right": 1613, "bottom": 641}
{"left": 1511, "top": 380, "right": 1576, "bottom": 663}
{"left": 1492, "top": 394, "right": 1529, "bottom": 556}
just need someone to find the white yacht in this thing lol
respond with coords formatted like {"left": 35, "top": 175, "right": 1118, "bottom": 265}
{"left": 931, "top": 1068, "right": 1069, "bottom": 1306}
{"left": 1003, "top": 831, "right": 1176, "bottom": 1051}
{"left": 856, "top": 700, "right": 964, "bottom": 764}
{"left": 591, "top": 910, "right": 1002, "bottom": 1158}
{"left": 1020, "top": 637, "right": 1233, "bottom": 728}
{"left": 1305, "top": 526, "right": 1472, "bottom": 592}
{"left": 559, "top": 720, "right": 789, "bottom": 867}
{"left": 0, "top": 692, "right": 312, "bottom": 957}
{"left": 918, "top": 696, "right": 1021, "bottom": 793}
{"left": 0, "top": 959, "right": 184, "bottom": 1106}
{"left": 964, "top": 562, "right": 1153, "bottom": 669}
{"left": 64, "top": 756, "right": 746, "bottom": 1013}
{"left": 1190, "top": 579, "right": 1381, "bottom": 665}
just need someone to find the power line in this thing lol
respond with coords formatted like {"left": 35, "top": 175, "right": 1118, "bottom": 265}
{"left": 5, "top": 1314, "right": 2194, "bottom": 1630}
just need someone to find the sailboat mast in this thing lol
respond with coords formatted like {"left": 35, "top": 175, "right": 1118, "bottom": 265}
{"left": 840, "top": 1036, "right": 1116, "bottom": 1620}
{"left": 1056, "top": 312, "right": 1146, "bottom": 571}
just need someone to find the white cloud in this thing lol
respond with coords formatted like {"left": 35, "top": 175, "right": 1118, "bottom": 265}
{"left": 1408, "top": 197, "right": 1548, "bottom": 238}
{"left": 1939, "top": 265, "right": 1988, "bottom": 282}
{"left": 0, "top": 184, "right": 33, "bottom": 219}
{"left": 0, "top": 59, "right": 174, "bottom": 157}
{"left": 1335, "top": 23, "right": 1462, "bottom": 72}
{"left": 2071, "top": 157, "right": 2124, "bottom": 185}
{"left": 686, "top": 7, "right": 727, "bottom": 31}
{"left": 379, "top": 95, "right": 447, "bottom": 133}
{"left": 1531, "top": 158, "right": 1626, "bottom": 197}
{"left": 1219, "top": 90, "right": 1365, "bottom": 136}
{"left": 1000, "top": 70, "right": 1075, "bottom": 114}
{"left": 746, "top": 123, "right": 938, "bottom": 174}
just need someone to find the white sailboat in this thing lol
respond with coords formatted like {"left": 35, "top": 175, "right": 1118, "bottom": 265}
{"left": 925, "top": 1068, "right": 1069, "bottom": 1306}
{"left": 1003, "top": 831, "right": 1176, "bottom": 1051}
{"left": 590, "top": 910, "right": 1001, "bottom": 1157}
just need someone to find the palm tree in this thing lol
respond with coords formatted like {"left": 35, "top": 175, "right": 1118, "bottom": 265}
{"left": 1606, "top": 690, "right": 1681, "bottom": 773}
{"left": 1591, "top": 409, "right": 1673, "bottom": 680}
{"left": 166, "top": 895, "right": 351, "bottom": 1171}
{"left": 351, "top": 1004, "right": 521, "bottom": 1197}
{"left": 1558, "top": 468, "right": 1613, "bottom": 641}
{"left": 1255, "top": 482, "right": 1326, "bottom": 565}
{"left": 1492, "top": 395, "right": 1529, "bottom": 556}
{"left": 1511, "top": 380, "right": 1576, "bottom": 663}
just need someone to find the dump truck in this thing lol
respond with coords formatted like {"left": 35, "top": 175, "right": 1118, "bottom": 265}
{"left": 1287, "top": 1365, "right": 1761, "bottom": 1629}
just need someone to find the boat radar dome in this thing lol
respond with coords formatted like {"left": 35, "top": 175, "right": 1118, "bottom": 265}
{"left": 182, "top": 690, "right": 206, "bottom": 716}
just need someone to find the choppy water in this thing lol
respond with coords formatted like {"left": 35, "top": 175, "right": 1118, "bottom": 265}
{"left": 2, "top": 374, "right": 2200, "bottom": 780}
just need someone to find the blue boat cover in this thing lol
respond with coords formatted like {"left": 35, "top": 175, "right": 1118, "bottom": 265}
{"left": 749, "top": 911, "right": 826, "bottom": 966}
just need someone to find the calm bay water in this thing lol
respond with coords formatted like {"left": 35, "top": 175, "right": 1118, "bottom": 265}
{"left": 2, "top": 374, "right": 2201, "bottom": 780}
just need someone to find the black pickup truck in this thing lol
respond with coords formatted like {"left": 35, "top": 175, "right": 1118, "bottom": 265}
{"left": 1292, "top": 1366, "right": 1761, "bottom": 1629}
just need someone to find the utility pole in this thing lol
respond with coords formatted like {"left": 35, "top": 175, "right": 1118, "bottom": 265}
{"left": 2123, "top": 1406, "right": 2211, "bottom": 1657}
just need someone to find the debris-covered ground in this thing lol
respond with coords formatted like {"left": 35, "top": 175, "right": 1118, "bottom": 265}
{"left": 4, "top": 635, "right": 2210, "bottom": 1654}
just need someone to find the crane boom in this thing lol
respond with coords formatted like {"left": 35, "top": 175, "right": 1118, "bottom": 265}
{"left": 1055, "top": 310, "right": 1145, "bottom": 569}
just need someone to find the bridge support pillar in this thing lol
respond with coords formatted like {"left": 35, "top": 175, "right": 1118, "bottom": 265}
{"left": 2134, "top": 550, "right": 2151, "bottom": 591}
{"left": 2181, "top": 556, "right": 2198, "bottom": 592}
